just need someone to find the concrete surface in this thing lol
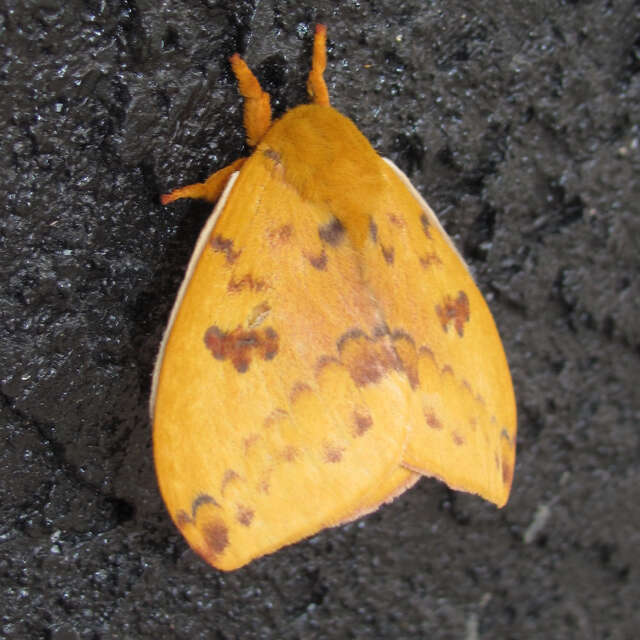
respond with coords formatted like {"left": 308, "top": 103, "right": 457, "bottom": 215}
{"left": 1, "top": 0, "right": 638, "bottom": 638}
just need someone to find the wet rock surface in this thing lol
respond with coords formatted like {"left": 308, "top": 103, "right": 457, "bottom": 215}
{"left": 1, "top": 1, "right": 638, "bottom": 637}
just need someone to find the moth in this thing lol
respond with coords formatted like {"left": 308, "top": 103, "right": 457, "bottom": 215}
{"left": 151, "top": 25, "right": 517, "bottom": 571}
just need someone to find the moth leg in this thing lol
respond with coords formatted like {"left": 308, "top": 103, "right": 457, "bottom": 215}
{"left": 161, "top": 157, "right": 246, "bottom": 205}
{"left": 307, "top": 24, "right": 330, "bottom": 106}
{"left": 229, "top": 54, "right": 272, "bottom": 147}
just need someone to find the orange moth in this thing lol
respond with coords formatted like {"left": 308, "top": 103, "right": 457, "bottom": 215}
{"left": 151, "top": 25, "right": 516, "bottom": 571}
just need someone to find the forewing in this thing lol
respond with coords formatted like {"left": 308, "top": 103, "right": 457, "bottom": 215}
{"left": 152, "top": 154, "right": 412, "bottom": 570}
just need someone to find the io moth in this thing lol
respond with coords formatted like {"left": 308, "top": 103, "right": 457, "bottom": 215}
{"left": 151, "top": 25, "right": 516, "bottom": 571}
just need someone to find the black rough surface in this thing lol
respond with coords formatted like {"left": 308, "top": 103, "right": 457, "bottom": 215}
{"left": 1, "top": 1, "right": 639, "bottom": 638}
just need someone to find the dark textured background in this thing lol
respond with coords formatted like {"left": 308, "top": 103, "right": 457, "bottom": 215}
{"left": 1, "top": 1, "right": 639, "bottom": 638}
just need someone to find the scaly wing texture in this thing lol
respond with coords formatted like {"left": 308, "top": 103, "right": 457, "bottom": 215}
{"left": 153, "top": 149, "right": 415, "bottom": 571}
{"left": 153, "top": 102, "right": 516, "bottom": 570}
{"left": 361, "top": 159, "right": 517, "bottom": 507}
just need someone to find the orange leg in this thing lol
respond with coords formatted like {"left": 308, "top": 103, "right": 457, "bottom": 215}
{"left": 307, "top": 24, "right": 330, "bottom": 106}
{"left": 160, "top": 157, "right": 246, "bottom": 205}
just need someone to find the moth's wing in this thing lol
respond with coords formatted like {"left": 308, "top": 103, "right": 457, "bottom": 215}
{"left": 361, "top": 158, "right": 516, "bottom": 507}
{"left": 336, "top": 468, "right": 421, "bottom": 526}
{"left": 152, "top": 155, "right": 412, "bottom": 571}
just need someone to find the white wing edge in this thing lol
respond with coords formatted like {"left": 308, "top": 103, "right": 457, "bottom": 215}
{"left": 382, "top": 157, "right": 470, "bottom": 274}
{"left": 149, "top": 171, "right": 241, "bottom": 417}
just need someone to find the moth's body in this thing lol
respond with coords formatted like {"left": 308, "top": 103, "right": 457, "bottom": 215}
{"left": 152, "top": 26, "right": 516, "bottom": 571}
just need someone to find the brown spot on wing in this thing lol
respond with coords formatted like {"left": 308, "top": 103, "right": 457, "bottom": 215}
{"left": 419, "top": 345, "right": 435, "bottom": 358}
{"left": 307, "top": 250, "right": 328, "bottom": 270}
{"left": 236, "top": 505, "right": 255, "bottom": 527}
{"left": 290, "top": 381, "right": 312, "bottom": 403}
{"left": 323, "top": 442, "right": 345, "bottom": 463}
{"left": 227, "top": 274, "right": 266, "bottom": 292}
{"left": 338, "top": 328, "right": 402, "bottom": 387}
{"left": 369, "top": 217, "right": 378, "bottom": 241}
{"left": 204, "top": 325, "right": 279, "bottom": 372}
{"left": 262, "top": 327, "right": 279, "bottom": 360}
{"left": 337, "top": 328, "right": 367, "bottom": 353}
{"left": 202, "top": 520, "right": 229, "bottom": 555}
{"left": 314, "top": 355, "right": 340, "bottom": 376}
{"left": 435, "top": 291, "right": 470, "bottom": 337}
{"left": 388, "top": 212, "right": 405, "bottom": 227}
{"left": 373, "top": 323, "right": 391, "bottom": 338}
{"left": 420, "top": 252, "right": 442, "bottom": 268}
{"left": 263, "top": 408, "right": 288, "bottom": 428}
{"left": 263, "top": 148, "right": 285, "bottom": 178}
{"left": 352, "top": 410, "right": 373, "bottom": 436}
{"left": 210, "top": 234, "right": 241, "bottom": 264}
{"left": 501, "top": 428, "right": 513, "bottom": 446}
{"left": 280, "top": 445, "right": 299, "bottom": 462}
{"left": 420, "top": 213, "right": 432, "bottom": 239}
{"left": 263, "top": 148, "right": 282, "bottom": 164}
{"left": 347, "top": 342, "right": 399, "bottom": 387}
{"left": 502, "top": 460, "right": 513, "bottom": 486}
{"left": 221, "top": 469, "right": 240, "bottom": 495}
{"left": 391, "top": 329, "right": 415, "bottom": 346}
{"left": 424, "top": 409, "right": 443, "bottom": 429}
{"left": 318, "top": 216, "right": 345, "bottom": 246}
{"left": 391, "top": 329, "right": 419, "bottom": 389}
{"left": 191, "top": 493, "right": 220, "bottom": 518}
{"left": 243, "top": 433, "right": 261, "bottom": 453}
{"left": 381, "top": 244, "right": 395, "bottom": 264}
{"left": 452, "top": 431, "right": 465, "bottom": 446}
{"left": 176, "top": 510, "right": 191, "bottom": 528}
{"left": 267, "top": 223, "right": 293, "bottom": 246}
